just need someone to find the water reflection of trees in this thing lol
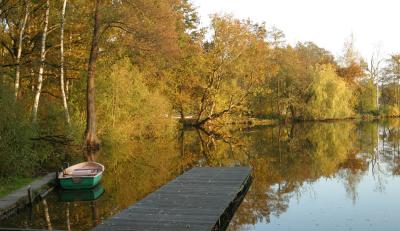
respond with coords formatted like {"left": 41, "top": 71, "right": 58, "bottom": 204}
{"left": 380, "top": 120, "right": 400, "bottom": 175}
{"left": 182, "top": 121, "right": 400, "bottom": 231}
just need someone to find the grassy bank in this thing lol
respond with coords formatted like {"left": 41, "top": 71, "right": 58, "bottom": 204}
{"left": 0, "top": 177, "right": 34, "bottom": 199}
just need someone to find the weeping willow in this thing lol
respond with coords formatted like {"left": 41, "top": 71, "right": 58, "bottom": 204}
{"left": 306, "top": 64, "right": 355, "bottom": 120}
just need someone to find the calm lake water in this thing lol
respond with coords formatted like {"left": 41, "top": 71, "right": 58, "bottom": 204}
{"left": 1, "top": 120, "right": 400, "bottom": 230}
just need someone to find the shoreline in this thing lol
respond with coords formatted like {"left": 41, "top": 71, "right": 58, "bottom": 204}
{"left": 0, "top": 173, "right": 56, "bottom": 220}
{"left": 181, "top": 114, "right": 400, "bottom": 128}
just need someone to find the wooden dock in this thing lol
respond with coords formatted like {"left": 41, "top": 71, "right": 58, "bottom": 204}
{"left": 93, "top": 167, "right": 252, "bottom": 231}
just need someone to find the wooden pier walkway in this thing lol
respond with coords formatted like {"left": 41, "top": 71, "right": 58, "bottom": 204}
{"left": 93, "top": 167, "right": 252, "bottom": 231}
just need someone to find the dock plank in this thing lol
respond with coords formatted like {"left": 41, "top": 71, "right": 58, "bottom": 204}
{"left": 92, "top": 167, "right": 251, "bottom": 231}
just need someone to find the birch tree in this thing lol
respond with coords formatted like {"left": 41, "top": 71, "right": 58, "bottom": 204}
{"left": 60, "top": 0, "right": 70, "bottom": 124}
{"left": 367, "top": 49, "right": 383, "bottom": 111}
{"left": 15, "top": 0, "right": 29, "bottom": 100}
{"left": 32, "top": 0, "right": 50, "bottom": 122}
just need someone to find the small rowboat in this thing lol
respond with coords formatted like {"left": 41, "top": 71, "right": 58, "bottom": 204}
{"left": 58, "top": 162, "right": 104, "bottom": 189}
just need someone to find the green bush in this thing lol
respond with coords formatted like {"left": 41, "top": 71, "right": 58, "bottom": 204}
{"left": 0, "top": 86, "right": 51, "bottom": 178}
{"left": 356, "top": 80, "right": 377, "bottom": 114}
{"left": 380, "top": 105, "right": 400, "bottom": 117}
{"left": 305, "top": 64, "right": 355, "bottom": 120}
{"left": 96, "top": 58, "right": 177, "bottom": 143}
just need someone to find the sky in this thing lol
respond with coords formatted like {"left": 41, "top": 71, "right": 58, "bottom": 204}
{"left": 191, "top": 0, "right": 400, "bottom": 60}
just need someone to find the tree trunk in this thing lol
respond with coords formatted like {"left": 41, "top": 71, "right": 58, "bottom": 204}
{"left": 396, "top": 83, "right": 400, "bottom": 107}
{"left": 32, "top": 0, "right": 49, "bottom": 123}
{"left": 15, "top": 0, "right": 29, "bottom": 100}
{"left": 84, "top": 0, "right": 101, "bottom": 149}
{"left": 30, "top": 68, "right": 35, "bottom": 91}
{"left": 179, "top": 108, "right": 185, "bottom": 120}
{"left": 376, "top": 83, "right": 379, "bottom": 111}
{"left": 66, "top": 78, "right": 69, "bottom": 99}
{"left": 289, "top": 104, "right": 296, "bottom": 120}
{"left": 60, "top": 0, "right": 70, "bottom": 124}
{"left": 277, "top": 78, "right": 281, "bottom": 117}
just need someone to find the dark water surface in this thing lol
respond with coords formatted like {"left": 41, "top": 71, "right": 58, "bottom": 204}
{"left": 1, "top": 120, "right": 400, "bottom": 231}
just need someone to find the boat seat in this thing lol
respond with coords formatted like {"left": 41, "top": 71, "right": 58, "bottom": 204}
{"left": 64, "top": 168, "right": 99, "bottom": 176}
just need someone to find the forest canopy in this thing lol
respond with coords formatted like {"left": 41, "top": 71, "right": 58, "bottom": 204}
{"left": 1, "top": 0, "right": 400, "bottom": 151}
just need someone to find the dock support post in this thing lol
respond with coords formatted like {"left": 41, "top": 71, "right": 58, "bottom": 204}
{"left": 27, "top": 186, "right": 33, "bottom": 205}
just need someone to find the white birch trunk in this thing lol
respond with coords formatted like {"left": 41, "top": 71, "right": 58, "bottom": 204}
{"left": 15, "top": 0, "right": 29, "bottom": 100}
{"left": 60, "top": 0, "right": 70, "bottom": 124}
{"left": 32, "top": 0, "right": 49, "bottom": 122}
{"left": 66, "top": 78, "right": 69, "bottom": 99}
{"left": 30, "top": 68, "right": 35, "bottom": 91}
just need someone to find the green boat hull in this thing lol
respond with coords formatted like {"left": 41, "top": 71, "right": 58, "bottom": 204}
{"left": 59, "top": 172, "right": 103, "bottom": 189}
